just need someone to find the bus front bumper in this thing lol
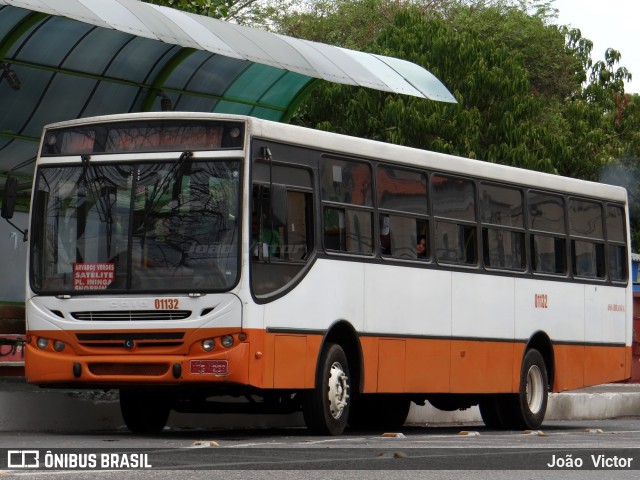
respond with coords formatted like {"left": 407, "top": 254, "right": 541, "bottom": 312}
{"left": 24, "top": 343, "right": 251, "bottom": 387}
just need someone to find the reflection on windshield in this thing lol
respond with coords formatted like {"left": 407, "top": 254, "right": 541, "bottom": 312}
{"left": 31, "top": 160, "right": 240, "bottom": 293}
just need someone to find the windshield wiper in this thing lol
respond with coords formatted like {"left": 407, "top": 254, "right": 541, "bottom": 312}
{"left": 81, "top": 154, "right": 117, "bottom": 253}
{"left": 142, "top": 151, "right": 193, "bottom": 219}
{"left": 81, "top": 154, "right": 115, "bottom": 224}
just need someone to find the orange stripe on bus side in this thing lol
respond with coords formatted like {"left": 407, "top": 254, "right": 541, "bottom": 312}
{"left": 358, "top": 337, "right": 629, "bottom": 394}
{"left": 552, "top": 344, "right": 630, "bottom": 392}
{"left": 271, "top": 334, "right": 323, "bottom": 389}
{"left": 552, "top": 344, "right": 585, "bottom": 391}
{"left": 26, "top": 328, "right": 630, "bottom": 393}
{"left": 253, "top": 331, "right": 323, "bottom": 389}
{"left": 360, "top": 337, "right": 517, "bottom": 394}
{"left": 450, "top": 340, "right": 516, "bottom": 393}
{"left": 584, "top": 344, "right": 629, "bottom": 387}
{"left": 266, "top": 335, "right": 630, "bottom": 393}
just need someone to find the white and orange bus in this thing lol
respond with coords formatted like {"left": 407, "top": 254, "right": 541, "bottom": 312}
{"left": 3, "top": 112, "right": 632, "bottom": 435}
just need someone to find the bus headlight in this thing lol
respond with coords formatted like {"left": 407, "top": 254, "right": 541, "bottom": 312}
{"left": 221, "top": 335, "right": 234, "bottom": 348}
{"left": 202, "top": 339, "right": 215, "bottom": 352}
{"left": 36, "top": 337, "right": 49, "bottom": 350}
{"left": 53, "top": 340, "right": 66, "bottom": 352}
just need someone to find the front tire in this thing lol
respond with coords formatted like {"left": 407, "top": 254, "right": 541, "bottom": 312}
{"left": 303, "top": 343, "right": 350, "bottom": 435}
{"left": 119, "top": 389, "right": 170, "bottom": 434}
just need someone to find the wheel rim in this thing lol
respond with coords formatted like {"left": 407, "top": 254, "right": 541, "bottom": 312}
{"left": 327, "top": 361, "right": 349, "bottom": 420}
{"left": 526, "top": 364, "right": 544, "bottom": 414}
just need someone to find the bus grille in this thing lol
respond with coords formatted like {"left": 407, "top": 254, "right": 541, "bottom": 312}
{"left": 71, "top": 310, "right": 191, "bottom": 321}
{"left": 76, "top": 332, "right": 185, "bottom": 349}
{"left": 88, "top": 363, "right": 169, "bottom": 376}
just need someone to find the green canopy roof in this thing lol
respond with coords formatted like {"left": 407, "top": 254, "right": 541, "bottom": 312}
{"left": 0, "top": 0, "right": 456, "bottom": 180}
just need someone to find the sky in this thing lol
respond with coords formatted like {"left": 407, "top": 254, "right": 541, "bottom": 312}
{"left": 552, "top": 0, "right": 640, "bottom": 93}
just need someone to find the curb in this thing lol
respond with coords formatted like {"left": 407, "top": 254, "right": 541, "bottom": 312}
{"left": 406, "top": 384, "right": 640, "bottom": 425}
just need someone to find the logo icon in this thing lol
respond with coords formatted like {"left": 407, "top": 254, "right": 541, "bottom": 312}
{"left": 7, "top": 450, "right": 40, "bottom": 468}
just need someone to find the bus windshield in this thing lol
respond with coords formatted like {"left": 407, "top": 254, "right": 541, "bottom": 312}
{"left": 30, "top": 159, "right": 240, "bottom": 294}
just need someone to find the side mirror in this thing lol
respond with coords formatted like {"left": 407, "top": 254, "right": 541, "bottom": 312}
{"left": 1, "top": 176, "right": 27, "bottom": 241}
{"left": 1, "top": 176, "right": 19, "bottom": 220}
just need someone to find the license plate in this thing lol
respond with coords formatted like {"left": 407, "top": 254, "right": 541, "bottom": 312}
{"left": 190, "top": 360, "right": 228, "bottom": 375}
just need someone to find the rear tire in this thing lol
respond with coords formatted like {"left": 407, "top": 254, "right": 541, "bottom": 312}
{"left": 119, "top": 389, "right": 170, "bottom": 434}
{"left": 303, "top": 343, "right": 350, "bottom": 435}
{"left": 500, "top": 349, "right": 549, "bottom": 430}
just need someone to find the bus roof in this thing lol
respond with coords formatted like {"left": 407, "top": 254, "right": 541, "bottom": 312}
{"left": 43, "top": 112, "right": 628, "bottom": 204}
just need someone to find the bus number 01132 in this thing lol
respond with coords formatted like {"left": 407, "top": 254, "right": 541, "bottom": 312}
{"left": 155, "top": 298, "right": 180, "bottom": 310}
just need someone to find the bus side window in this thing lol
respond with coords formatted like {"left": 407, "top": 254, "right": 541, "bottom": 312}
{"left": 571, "top": 240, "right": 604, "bottom": 277}
{"left": 376, "top": 166, "right": 429, "bottom": 261}
{"left": 285, "top": 190, "right": 312, "bottom": 260}
{"left": 253, "top": 183, "right": 316, "bottom": 262}
{"left": 380, "top": 215, "right": 429, "bottom": 260}
{"left": 483, "top": 228, "right": 525, "bottom": 270}
{"left": 432, "top": 174, "right": 477, "bottom": 266}
{"left": 531, "top": 234, "right": 566, "bottom": 274}
{"left": 528, "top": 191, "right": 567, "bottom": 275}
{"left": 324, "top": 207, "right": 373, "bottom": 254}
{"left": 606, "top": 204, "right": 628, "bottom": 282}
{"left": 251, "top": 180, "right": 314, "bottom": 297}
{"left": 479, "top": 183, "right": 525, "bottom": 271}
{"left": 321, "top": 158, "right": 374, "bottom": 256}
{"left": 252, "top": 185, "right": 283, "bottom": 260}
{"left": 569, "top": 198, "right": 605, "bottom": 279}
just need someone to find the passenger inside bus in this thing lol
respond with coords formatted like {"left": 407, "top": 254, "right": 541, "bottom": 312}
{"left": 251, "top": 211, "right": 281, "bottom": 259}
{"left": 417, "top": 235, "right": 427, "bottom": 258}
{"left": 380, "top": 216, "right": 391, "bottom": 255}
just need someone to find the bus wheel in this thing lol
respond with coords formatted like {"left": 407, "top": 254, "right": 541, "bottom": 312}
{"left": 502, "top": 349, "right": 549, "bottom": 430}
{"left": 303, "top": 343, "right": 350, "bottom": 435}
{"left": 119, "top": 389, "right": 170, "bottom": 434}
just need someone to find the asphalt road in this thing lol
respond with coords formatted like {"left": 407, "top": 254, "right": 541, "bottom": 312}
{"left": 1, "top": 418, "right": 640, "bottom": 479}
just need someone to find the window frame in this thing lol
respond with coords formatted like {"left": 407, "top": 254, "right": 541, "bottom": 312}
{"left": 375, "top": 164, "right": 430, "bottom": 262}
{"left": 527, "top": 190, "right": 569, "bottom": 277}
{"left": 605, "top": 203, "right": 628, "bottom": 283}
{"left": 568, "top": 197, "right": 605, "bottom": 281}
{"left": 479, "top": 182, "right": 526, "bottom": 272}
{"left": 320, "top": 156, "right": 375, "bottom": 257}
{"left": 431, "top": 173, "right": 479, "bottom": 267}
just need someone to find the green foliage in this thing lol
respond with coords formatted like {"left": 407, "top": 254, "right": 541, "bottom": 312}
{"left": 147, "top": 0, "right": 260, "bottom": 21}
{"left": 444, "top": 2, "right": 582, "bottom": 99}
{"left": 263, "top": 0, "right": 399, "bottom": 48}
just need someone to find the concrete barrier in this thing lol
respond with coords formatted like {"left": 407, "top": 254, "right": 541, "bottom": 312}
{"left": 406, "top": 384, "right": 640, "bottom": 425}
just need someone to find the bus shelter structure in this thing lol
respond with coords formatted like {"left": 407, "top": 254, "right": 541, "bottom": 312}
{"left": 0, "top": 0, "right": 455, "bottom": 183}
{"left": 0, "top": 0, "right": 455, "bottom": 373}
